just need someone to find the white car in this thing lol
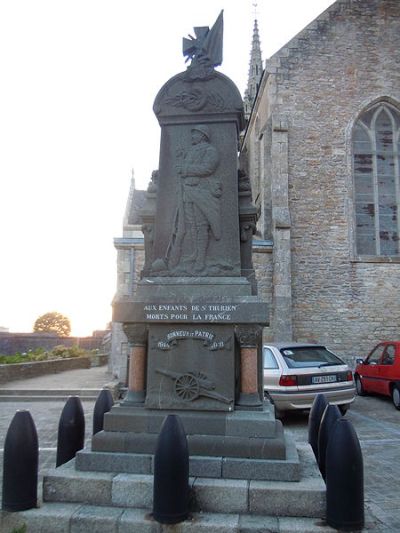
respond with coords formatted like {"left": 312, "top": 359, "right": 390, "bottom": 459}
{"left": 263, "top": 343, "right": 356, "bottom": 418}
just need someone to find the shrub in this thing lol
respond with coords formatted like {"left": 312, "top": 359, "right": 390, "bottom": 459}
{"left": 0, "top": 345, "right": 89, "bottom": 364}
{"left": 51, "top": 345, "right": 86, "bottom": 359}
{"left": 0, "top": 354, "right": 27, "bottom": 364}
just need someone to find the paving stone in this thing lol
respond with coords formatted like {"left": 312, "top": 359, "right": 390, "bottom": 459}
{"left": 249, "top": 479, "right": 325, "bottom": 518}
{"left": 70, "top": 505, "right": 123, "bottom": 532}
{"left": 112, "top": 473, "right": 153, "bottom": 508}
{"left": 119, "top": 508, "right": 161, "bottom": 532}
{"left": 43, "top": 468, "right": 114, "bottom": 505}
{"left": 222, "top": 456, "right": 299, "bottom": 482}
{"left": 192, "top": 478, "right": 248, "bottom": 513}
{"left": 76, "top": 450, "right": 152, "bottom": 474}
{"left": 19, "top": 502, "right": 82, "bottom": 533}
{"left": 0, "top": 509, "right": 29, "bottom": 533}
{"left": 238, "top": 514, "right": 279, "bottom": 532}
{"left": 188, "top": 456, "right": 222, "bottom": 478}
{"left": 160, "top": 512, "right": 240, "bottom": 532}
{"left": 278, "top": 517, "right": 337, "bottom": 533}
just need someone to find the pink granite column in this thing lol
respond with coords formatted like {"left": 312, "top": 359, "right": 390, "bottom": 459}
{"left": 123, "top": 324, "right": 147, "bottom": 405}
{"left": 235, "top": 325, "right": 263, "bottom": 408}
{"left": 240, "top": 347, "right": 258, "bottom": 394}
{"left": 128, "top": 345, "right": 146, "bottom": 394}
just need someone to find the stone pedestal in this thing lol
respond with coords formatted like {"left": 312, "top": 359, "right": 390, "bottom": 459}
{"left": 100, "top": 273, "right": 277, "bottom": 460}
{"left": 114, "top": 277, "right": 267, "bottom": 412}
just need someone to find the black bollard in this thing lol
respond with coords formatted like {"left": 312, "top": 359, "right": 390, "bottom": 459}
{"left": 317, "top": 403, "right": 341, "bottom": 480}
{"left": 153, "top": 414, "right": 189, "bottom": 524}
{"left": 56, "top": 395, "right": 85, "bottom": 467}
{"left": 308, "top": 393, "right": 328, "bottom": 460}
{"left": 93, "top": 388, "right": 114, "bottom": 435}
{"left": 2, "top": 410, "right": 38, "bottom": 511}
{"left": 326, "top": 418, "right": 364, "bottom": 531}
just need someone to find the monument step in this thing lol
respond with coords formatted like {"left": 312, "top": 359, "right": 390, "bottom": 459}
{"left": 93, "top": 430, "right": 286, "bottom": 460}
{"left": 103, "top": 404, "right": 278, "bottom": 437}
{"left": 17, "top": 503, "right": 341, "bottom": 533}
{"left": 76, "top": 431, "right": 300, "bottom": 481}
{"left": 94, "top": 404, "right": 288, "bottom": 461}
{"left": 42, "top": 445, "right": 324, "bottom": 518}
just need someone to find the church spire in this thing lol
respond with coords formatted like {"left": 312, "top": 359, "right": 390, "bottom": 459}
{"left": 243, "top": 13, "right": 263, "bottom": 120}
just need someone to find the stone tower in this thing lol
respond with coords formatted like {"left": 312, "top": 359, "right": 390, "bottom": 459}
{"left": 243, "top": 18, "right": 263, "bottom": 120}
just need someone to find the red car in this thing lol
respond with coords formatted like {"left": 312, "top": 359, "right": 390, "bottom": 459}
{"left": 354, "top": 341, "right": 400, "bottom": 409}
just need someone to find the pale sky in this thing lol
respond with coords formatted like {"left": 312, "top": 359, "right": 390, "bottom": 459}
{"left": 0, "top": 0, "right": 335, "bottom": 336}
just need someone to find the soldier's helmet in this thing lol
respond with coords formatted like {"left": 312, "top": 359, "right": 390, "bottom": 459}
{"left": 191, "top": 124, "right": 210, "bottom": 140}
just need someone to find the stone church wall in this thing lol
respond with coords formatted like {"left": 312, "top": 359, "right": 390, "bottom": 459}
{"left": 112, "top": 2, "right": 400, "bottom": 373}
{"left": 110, "top": 231, "right": 144, "bottom": 381}
{"left": 253, "top": 245, "right": 273, "bottom": 340}
{"left": 245, "top": 0, "right": 400, "bottom": 362}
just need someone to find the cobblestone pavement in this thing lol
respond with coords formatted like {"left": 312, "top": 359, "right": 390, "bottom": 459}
{"left": 0, "top": 366, "right": 113, "bottom": 503}
{"left": 283, "top": 395, "right": 400, "bottom": 532}
{"left": 0, "top": 399, "right": 97, "bottom": 502}
{"left": 0, "top": 368, "right": 399, "bottom": 531}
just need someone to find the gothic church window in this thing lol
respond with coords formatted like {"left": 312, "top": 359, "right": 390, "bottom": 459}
{"left": 353, "top": 102, "right": 400, "bottom": 256}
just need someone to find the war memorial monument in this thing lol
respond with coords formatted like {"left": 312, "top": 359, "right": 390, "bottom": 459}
{"left": 17, "top": 13, "right": 326, "bottom": 531}
{"left": 98, "top": 10, "right": 286, "bottom": 461}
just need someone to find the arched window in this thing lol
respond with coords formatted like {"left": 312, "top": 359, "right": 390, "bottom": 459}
{"left": 353, "top": 102, "right": 400, "bottom": 256}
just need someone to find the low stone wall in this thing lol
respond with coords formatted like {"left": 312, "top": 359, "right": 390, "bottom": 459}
{"left": 0, "top": 332, "right": 106, "bottom": 356}
{"left": 0, "top": 356, "right": 94, "bottom": 385}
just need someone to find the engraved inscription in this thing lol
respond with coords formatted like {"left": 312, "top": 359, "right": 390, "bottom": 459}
{"left": 143, "top": 303, "right": 239, "bottom": 322}
{"left": 154, "top": 329, "right": 231, "bottom": 351}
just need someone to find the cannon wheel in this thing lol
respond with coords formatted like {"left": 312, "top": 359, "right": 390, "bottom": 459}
{"left": 174, "top": 374, "right": 200, "bottom": 401}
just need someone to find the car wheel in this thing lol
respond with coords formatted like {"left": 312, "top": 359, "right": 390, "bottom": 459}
{"left": 355, "top": 375, "right": 366, "bottom": 396}
{"left": 392, "top": 385, "right": 400, "bottom": 410}
{"left": 339, "top": 404, "right": 349, "bottom": 415}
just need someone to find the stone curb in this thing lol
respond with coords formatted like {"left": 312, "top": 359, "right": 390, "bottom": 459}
{"left": 43, "top": 462, "right": 325, "bottom": 518}
{"left": 15, "top": 503, "right": 368, "bottom": 533}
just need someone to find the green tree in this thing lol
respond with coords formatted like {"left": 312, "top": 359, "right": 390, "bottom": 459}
{"left": 33, "top": 312, "right": 71, "bottom": 337}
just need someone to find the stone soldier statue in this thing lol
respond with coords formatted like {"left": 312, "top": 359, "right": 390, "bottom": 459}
{"left": 170, "top": 125, "right": 222, "bottom": 273}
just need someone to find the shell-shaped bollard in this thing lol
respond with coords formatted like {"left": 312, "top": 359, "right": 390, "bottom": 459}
{"left": 56, "top": 396, "right": 85, "bottom": 467}
{"left": 93, "top": 388, "right": 114, "bottom": 435}
{"left": 317, "top": 403, "right": 341, "bottom": 480}
{"left": 2, "top": 410, "right": 38, "bottom": 511}
{"left": 153, "top": 414, "right": 189, "bottom": 524}
{"left": 326, "top": 418, "right": 364, "bottom": 531}
{"left": 308, "top": 393, "right": 328, "bottom": 460}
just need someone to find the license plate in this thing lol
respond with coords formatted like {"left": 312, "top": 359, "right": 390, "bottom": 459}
{"left": 312, "top": 375, "right": 337, "bottom": 384}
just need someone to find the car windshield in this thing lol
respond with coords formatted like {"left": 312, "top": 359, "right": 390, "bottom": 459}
{"left": 279, "top": 346, "right": 344, "bottom": 369}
